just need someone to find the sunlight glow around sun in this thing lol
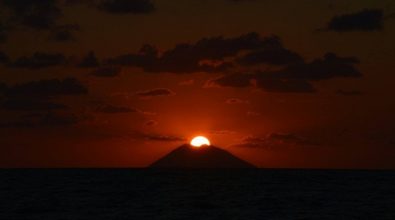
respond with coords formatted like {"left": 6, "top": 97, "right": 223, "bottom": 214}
{"left": 190, "top": 136, "right": 210, "bottom": 147}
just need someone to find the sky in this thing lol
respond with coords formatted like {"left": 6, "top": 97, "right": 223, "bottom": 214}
{"left": 1, "top": 0, "right": 395, "bottom": 168}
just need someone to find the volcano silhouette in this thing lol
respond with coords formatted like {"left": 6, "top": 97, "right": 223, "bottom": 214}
{"left": 150, "top": 144, "right": 255, "bottom": 168}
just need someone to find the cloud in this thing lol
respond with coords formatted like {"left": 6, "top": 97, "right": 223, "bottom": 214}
{"left": 144, "top": 119, "right": 158, "bottom": 126}
{"left": 48, "top": 24, "right": 80, "bottom": 42}
{"left": 0, "top": 23, "right": 7, "bottom": 43}
{"left": 137, "top": 132, "right": 185, "bottom": 142}
{"left": 0, "top": 99, "right": 67, "bottom": 111}
{"left": 209, "top": 130, "right": 236, "bottom": 135}
{"left": 106, "top": 44, "right": 157, "bottom": 67}
{"left": 232, "top": 133, "right": 319, "bottom": 149}
{"left": 78, "top": 51, "right": 100, "bottom": 68}
{"left": 9, "top": 52, "right": 66, "bottom": 69}
{"left": 227, "top": 0, "right": 256, "bottom": 2}
{"left": 95, "top": 104, "right": 137, "bottom": 113}
{"left": 107, "top": 32, "right": 281, "bottom": 73}
{"left": 136, "top": 88, "right": 175, "bottom": 98}
{"left": 103, "top": 32, "right": 362, "bottom": 95}
{"left": 336, "top": 89, "right": 363, "bottom": 96}
{"left": 226, "top": 98, "right": 249, "bottom": 104}
{"left": 256, "top": 78, "right": 316, "bottom": 93}
{"left": 0, "top": 112, "right": 89, "bottom": 128}
{"left": 236, "top": 35, "right": 303, "bottom": 66}
{"left": 0, "top": 82, "right": 7, "bottom": 94}
{"left": 98, "top": 0, "right": 155, "bottom": 14}
{"left": 0, "top": 1, "right": 82, "bottom": 43}
{"left": 1, "top": 0, "right": 62, "bottom": 30}
{"left": 277, "top": 53, "right": 361, "bottom": 80}
{"left": 5, "top": 78, "right": 88, "bottom": 98}
{"left": 105, "top": 33, "right": 363, "bottom": 90}
{"left": 262, "top": 133, "right": 318, "bottom": 145}
{"left": 207, "top": 74, "right": 253, "bottom": 88}
{"left": 145, "top": 32, "right": 264, "bottom": 73}
{"left": 0, "top": 51, "right": 9, "bottom": 64}
{"left": 91, "top": 67, "right": 121, "bottom": 77}
{"left": 85, "top": 130, "right": 184, "bottom": 142}
{"left": 209, "top": 73, "right": 316, "bottom": 93}
{"left": 39, "top": 112, "right": 86, "bottom": 126}
{"left": 211, "top": 73, "right": 316, "bottom": 93}
{"left": 325, "top": 9, "right": 384, "bottom": 32}
{"left": 178, "top": 79, "right": 195, "bottom": 86}
{"left": 106, "top": 33, "right": 359, "bottom": 82}
{"left": 0, "top": 78, "right": 89, "bottom": 125}
{"left": 209, "top": 53, "right": 360, "bottom": 93}
{"left": 0, "top": 78, "right": 88, "bottom": 113}
{"left": 247, "top": 111, "right": 261, "bottom": 117}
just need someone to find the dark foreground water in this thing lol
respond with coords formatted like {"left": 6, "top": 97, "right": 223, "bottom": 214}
{"left": 1, "top": 169, "right": 395, "bottom": 220}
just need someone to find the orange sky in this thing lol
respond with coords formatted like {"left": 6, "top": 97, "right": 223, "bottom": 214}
{"left": 0, "top": 0, "right": 395, "bottom": 168}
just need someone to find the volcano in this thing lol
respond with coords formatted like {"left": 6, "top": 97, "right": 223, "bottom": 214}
{"left": 150, "top": 144, "right": 255, "bottom": 168}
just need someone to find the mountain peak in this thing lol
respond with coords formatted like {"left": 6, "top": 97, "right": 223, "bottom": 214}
{"left": 150, "top": 144, "right": 255, "bottom": 168}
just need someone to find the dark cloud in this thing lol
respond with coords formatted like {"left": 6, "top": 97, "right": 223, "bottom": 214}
{"left": 336, "top": 89, "right": 363, "bottom": 96}
{"left": 0, "top": 99, "right": 67, "bottom": 111}
{"left": 1, "top": 0, "right": 62, "bottom": 30}
{"left": 247, "top": 111, "right": 261, "bottom": 117}
{"left": 0, "top": 23, "right": 7, "bottom": 43}
{"left": 0, "top": 82, "right": 7, "bottom": 93}
{"left": 0, "top": 51, "right": 9, "bottom": 64}
{"left": 95, "top": 104, "right": 137, "bottom": 114}
{"left": 0, "top": 112, "right": 88, "bottom": 128}
{"left": 325, "top": 9, "right": 384, "bottom": 32}
{"left": 209, "top": 53, "right": 360, "bottom": 93}
{"left": 39, "top": 112, "right": 85, "bottom": 126}
{"left": 136, "top": 88, "right": 175, "bottom": 98}
{"left": 0, "top": 78, "right": 89, "bottom": 126}
{"left": 277, "top": 53, "right": 361, "bottom": 81}
{"left": 209, "top": 130, "right": 236, "bottom": 135}
{"left": 0, "top": 1, "right": 81, "bottom": 43}
{"left": 210, "top": 73, "right": 315, "bottom": 93}
{"left": 78, "top": 51, "right": 100, "bottom": 68}
{"left": 178, "top": 79, "right": 195, "bottom": 86}
{"left": 107, "top": 33, "right": 361, "bottom": 83}
{"left": 137, "top": 132, "right": 185, "bottom": 142}
{"left": 208, "top": 74, "right": 253, "bottom": 88}
{"left": 48, "top": 25, "right": 80, "bottom": 42}
{"left": 227, "top": 0, "right": 256, "bottom": 2}
{"left": 5, "top": 78, "right": 88, "bottom": 98}
{"left": 63, "top": 0, "right": 86, "bottom": 6}
{"left": 233, "top": 133, "right": 319, "bottom": 149}
{"left": 0, "top": 34, "right": 5, "bottom": 44}
{"left": 106, "top": 44, "right": 157, "bottom": 67}
{"left": 226, "top": 98, "right": 249, "bottom": 104}
{"left": 236, "top": 35, "right": 303, "bottom": 66}
{"left": 257, "top": 78, "right": 316, "bottom": 93}
{"left": 98, "top": 0, "right": 155, "bottom": 14}
{"left": 1, "top": 78, "right": 87, "bottom": 113}
{"left": 263, "top": 133, "right": 319, "bottom": 145}
{"left": 91, "top": 67, "right": 121, "bottom": 77}
{"left": 146, "top": 32, "right": 263, "bottom": 73}
{"left": 210, "top": 74, "right": 316, "bottom": 93}
{"left": 9, "top": 52, "right": 66, "bottom": 69}
{"left": 108, "top": 33, "right": 274, "bottom": 73}
{"left": 0, "top": 80, "right": 87, "bottom": 128}
{"left": 144, "top": 120, "right": 157, "bottom": 126}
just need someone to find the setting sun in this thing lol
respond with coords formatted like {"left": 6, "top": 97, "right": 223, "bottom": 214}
{"left": 190, "top": 136, "right": 211, "bottom": 147}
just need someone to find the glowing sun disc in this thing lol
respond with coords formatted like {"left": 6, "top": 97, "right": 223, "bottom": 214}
{"left": 190, "top": 136, "right": 210, "bottom": 147}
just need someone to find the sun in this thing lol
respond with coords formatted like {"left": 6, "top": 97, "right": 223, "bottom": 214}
{"left": 190, "top": 136, "right": 211, "bottom": 147}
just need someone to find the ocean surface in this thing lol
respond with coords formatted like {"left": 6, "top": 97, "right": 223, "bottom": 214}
{"left": 1, "top": 169, "right": 394, "bottom": 219}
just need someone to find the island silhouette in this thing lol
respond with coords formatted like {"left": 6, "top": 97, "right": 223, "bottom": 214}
{"left": 150, "top": 144, "right": 255, "bottom": 168}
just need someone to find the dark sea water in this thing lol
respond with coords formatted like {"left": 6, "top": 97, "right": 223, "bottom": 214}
{"left": 1, "top": 169, "right": 395, "bottom": 220}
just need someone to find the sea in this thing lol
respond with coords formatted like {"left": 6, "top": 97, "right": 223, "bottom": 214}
{"left": 1, "top": 169, "right": 394, "bottom": 219}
